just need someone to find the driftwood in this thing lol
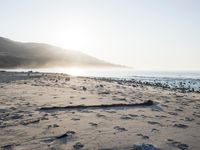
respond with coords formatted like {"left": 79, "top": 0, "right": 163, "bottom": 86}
{"left": 39, "top": 100, "right": 154, "bottom": 111}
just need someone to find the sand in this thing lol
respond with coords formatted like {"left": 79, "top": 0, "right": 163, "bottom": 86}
{"left": 0, "top": 71, "right": 199, "bottom": 150}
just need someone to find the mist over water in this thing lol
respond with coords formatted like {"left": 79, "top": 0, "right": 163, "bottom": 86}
{"left": 3, "top": 68, "right": 200, "bottom": 78}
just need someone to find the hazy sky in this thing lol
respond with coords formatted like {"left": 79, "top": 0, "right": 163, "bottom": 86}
{"left": 0, "top": 0, "right": 200, "bottom": 71}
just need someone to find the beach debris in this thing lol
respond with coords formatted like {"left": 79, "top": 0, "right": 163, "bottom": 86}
{"left": 39, "top": 100, "right": 154, "bottom": 111}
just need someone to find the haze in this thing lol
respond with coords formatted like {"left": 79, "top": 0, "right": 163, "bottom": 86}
{"left": 0, "top": 0, "right": 200, "bottom": 71}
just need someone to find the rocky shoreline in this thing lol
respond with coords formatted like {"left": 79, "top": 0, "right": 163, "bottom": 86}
{"left": 94, "top": 77, "right": 200, "bottom": 93}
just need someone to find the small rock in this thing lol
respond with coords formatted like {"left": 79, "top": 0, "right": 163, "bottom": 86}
{"left": 177, "top": 143, "right": 189, "bottom": 150}
{"left": 132, "top": 144, "right": 160, "bottom": 150}
{"left": 56, "top": 131, "right": 76, "bottom": 139}
{"left": 73, "top": 142, "right": 84, "bottom": 150}
{"left": 82, "top": 86, "right": 87, "bottom": 91}
{"left": 1, "top": 144, "right": 13, "bottom": 150}
{"left": 52, "top": 124, "right": 59, "bottom": 128}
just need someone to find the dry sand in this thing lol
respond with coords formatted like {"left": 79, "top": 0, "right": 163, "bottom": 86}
{"left": 0, "top": 71, "right": 199, "bottom": 150}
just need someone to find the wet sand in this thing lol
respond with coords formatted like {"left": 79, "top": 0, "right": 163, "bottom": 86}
{"left": 0, "top": 71, "right": 200, "bottom": 150}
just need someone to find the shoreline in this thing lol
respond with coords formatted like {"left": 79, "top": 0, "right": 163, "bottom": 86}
{"left": 0, "top": 71, "right": 200, "bottom": 149}
{"left": 1, "top": 70, "right": 200, "bottom": 93}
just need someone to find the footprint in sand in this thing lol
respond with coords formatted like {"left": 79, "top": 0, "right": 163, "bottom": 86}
{"left": 89, "top": 122, "right": 98, "bottom": 127}
{"left": 105, "top": 110, "right": 116, "bottom": 114}
{"left": 120, "top": 115, "right": 133, "bottom": 120}
{"left": 147, "top": 121, "right": 162, "bottom": 126}
{"left": 167, "top": 139, "right": 189, "bottom": 150}
{"left": 71, "top": 118, "right": 80, "bottom": 121}
{"left": 168, "top": 112, "right": 178, "bottom": 116}
{"left": 185, "top": 117, "right": 194, "bottom": 122}
{"left": 47, "top": 124, "right": 59, "bottom": 129}
{"left": 136, "top": 133, "right": 149, "bottom": 139}
{"left": 96, "top": 113, "right": 106, "bottom": 118}
{"left": 151, "top": 128, "right": 159, "bottom": 133}
{"left": 113, "top": 126, "right": 127, "bottom": 132}
{"left": 173, "top": 124, "right": 188, "bottom": 129}
{"left": 55, "top": 131, "right": 76, "bottom": 144}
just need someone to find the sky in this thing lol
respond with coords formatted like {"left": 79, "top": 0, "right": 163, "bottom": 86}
{"left": 0, "top": 0, "right": 200, "bottom": 71}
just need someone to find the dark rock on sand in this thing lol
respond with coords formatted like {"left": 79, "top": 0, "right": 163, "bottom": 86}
{"left": 82, "top": 86, "right": 87, "bottom": 91}
{"left": 56, "top": 131, "right": 76, "bottom": 139}
{"left": 132, "top": 144, "right": 160, "bottom": 150}
{"left": 1, "top": 144, "right": 13, "bottom": 150}
{"left": 177, "top": 143, "right": 189, "bottom": 150}
{"left": 73, "top": 142, "right": 84, "bottom": 150}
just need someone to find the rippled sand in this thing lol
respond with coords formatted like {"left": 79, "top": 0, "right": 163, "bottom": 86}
{"left": 0, "top": 71, "right": 199, "bottom": 150}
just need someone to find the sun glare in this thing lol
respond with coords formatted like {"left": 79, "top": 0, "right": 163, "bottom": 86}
{"left": 65, "top": 68, "right": 84, "bottom": 76}
{"left": 54, "top": 25, "right": 90, "bottom": 51}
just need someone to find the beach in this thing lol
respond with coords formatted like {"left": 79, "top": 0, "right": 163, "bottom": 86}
{"left": 0, "top": 71, "right": 200, "bottom": 150}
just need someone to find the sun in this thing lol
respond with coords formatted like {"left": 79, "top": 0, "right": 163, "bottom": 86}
{"left": 54, "top": 24, "right": 90, "bottom": 51}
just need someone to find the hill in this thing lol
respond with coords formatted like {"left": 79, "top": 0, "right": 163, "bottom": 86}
{"left": 0, "top": 37, "right": 122, "bottom": 69}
